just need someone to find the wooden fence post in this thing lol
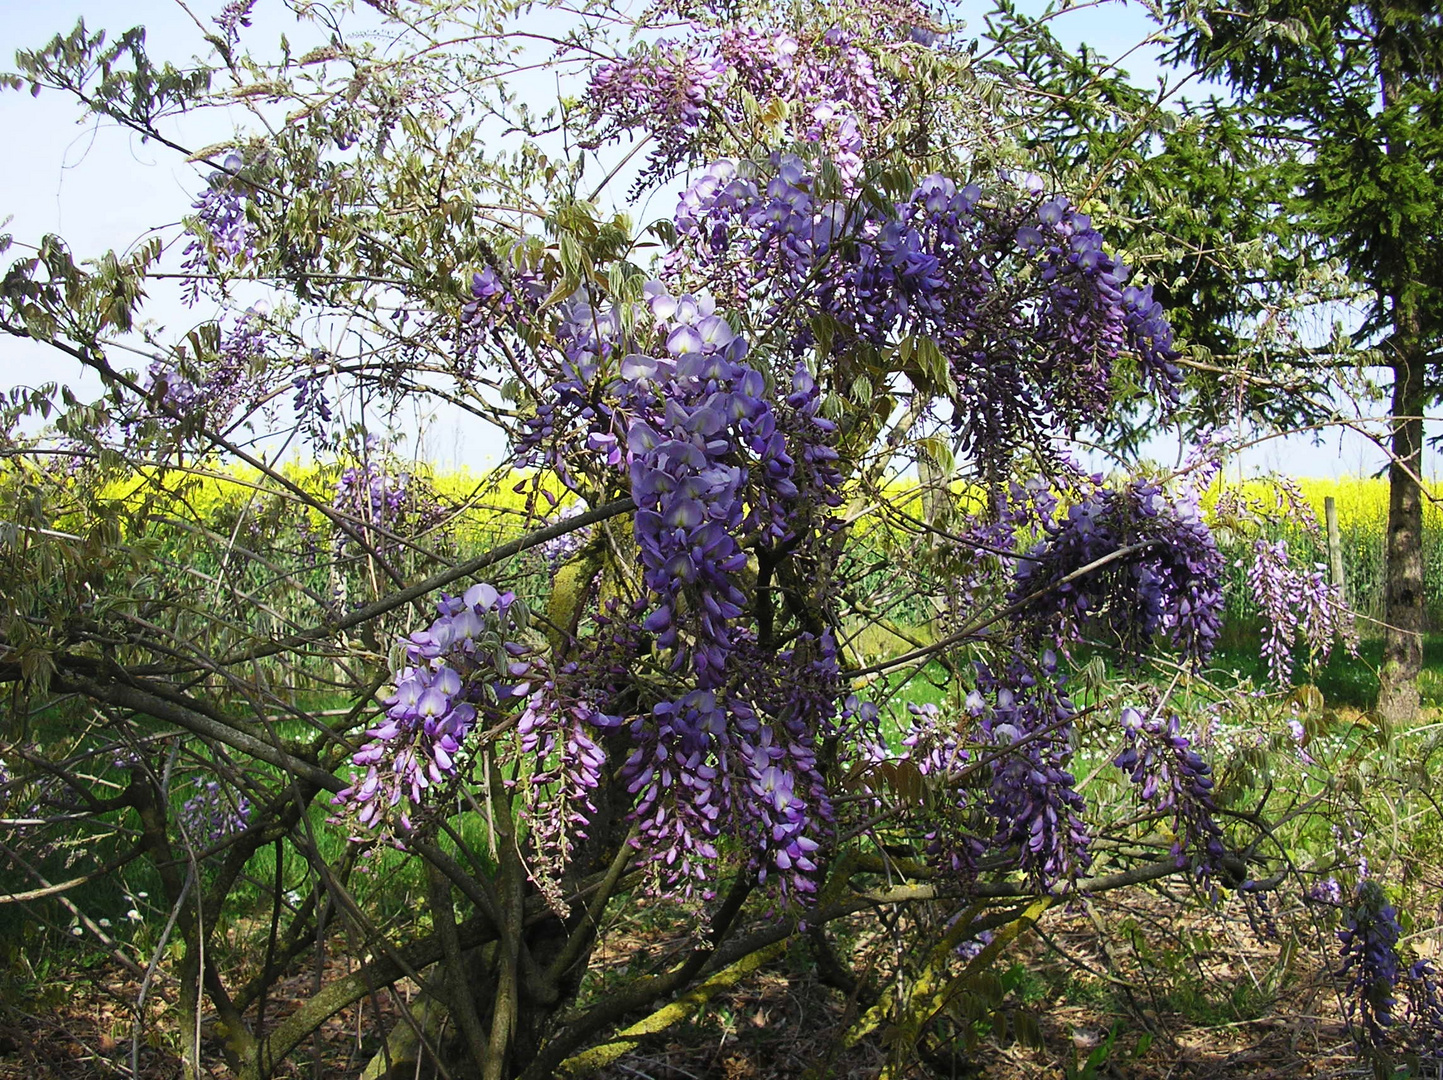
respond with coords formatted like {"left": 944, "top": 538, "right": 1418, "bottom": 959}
{"left": 1325, "top": 495, "right": 1346, "bottom": 600}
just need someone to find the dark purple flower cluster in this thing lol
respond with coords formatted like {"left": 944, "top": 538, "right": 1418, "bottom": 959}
{"left": 587, "top": 41, "right": 724, "bottom": 177}
{"left": 1114, "top": 706, "right": 1226, "bottom": 882}
{"left": 1334, "top": 880, "right": 1443, "bottom": 1059}
{"left": 213, "top": 0, "right": 257, "bottom": 48}
{"left": 618, "top": 632, "right": 839, "bottom": 902}
{"left": 535, "top": 503, "right": 593, "bottom": 578}
{"left": 335, "top": 462, "right": 410, "bottom": 522}
{"left": 1012, "top": 480, "right": 1224, "bottom": 662}
{"left": 501, "top": 277, "right": 838, "bottom": 666}
{"left": 973, "top": 655, "right": 1091, "bottom": 891}
{"left": 460, "top": 265, "right": 548, "bottom": 338}
{"left": 955, "top": 928, "right": 995, "bottom": 961}
{"left": 220, "top": 307, "right": 273, "bottom": 367}
{"left": 146, "top": 359, "right": 201, "bottom": 412}
{"left": 1308, "top": 876, "right": 1344, "bottom": 906}
{"left": 1121, "top": 283, "right": 1182, "bottom": 403}
{"left": 902, "top": 700, "right": 970, "bottom": 780}
{"left": 143, "top": 309, "right": 269, "bottom": 427}
{"left": 898, "top": 700, "right": 985, "bottom": 878}
{"left": 921, "top": 479, "right": 1059, "bottom": 610}
{"left": 1246, "top": 538, "right": 1355, "bottom": 684}
{"left": 180, "top": 776, "right": 252, "bottom": 846}
{"left": 517, "top": 676, "right": 624, "bottom": 909}
{"left": 333, "top": 583, "right": 533, "bottom": 835}
{"left": 1403, "top": 959, "right": 1443, "bottom": 1060}
{"left": 728, "top": 633, "right": 839, "bottom": 898}
{"left": 670, "top": 158, "right": 1182, "bottom": 468}
{"left": 1338, "top": 879, "right": 1404, "bottom": 1048}
{"left": 623, "top": 289, "right": 767, "bottom": 684}
{"left": 460, "top": 260, "right": 847, "bottom": 900}
{"left": 899, "top": 655, "right": 1090, "bottom": 892}
{"left": 292, "top": 362, "right": 333, "bottom": 441}
{"left": 610, "top": 290, "right": 839, "bottom": 897}
{"left": 1027, "top": 196, "right": 1181, "bottom": 410}
{"left": 331, "top": 460, "right": 445, "bottom": 558}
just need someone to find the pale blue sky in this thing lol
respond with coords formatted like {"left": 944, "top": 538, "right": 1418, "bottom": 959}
{"left": 1, "top": 0, "right": 1435, "bottom": 479}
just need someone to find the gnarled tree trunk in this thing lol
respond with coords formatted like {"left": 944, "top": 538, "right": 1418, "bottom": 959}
{"left": 1377, "top": 346, "right": 1426, "bottom": 724}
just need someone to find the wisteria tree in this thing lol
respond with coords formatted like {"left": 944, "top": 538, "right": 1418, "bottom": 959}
{"left": 0, "top": 1, "right": 1402, "bottom": 1077}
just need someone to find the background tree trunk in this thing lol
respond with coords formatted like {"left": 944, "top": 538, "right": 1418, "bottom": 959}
{"left": 1377, "top": 346, "right": 1426, "bottom": 723}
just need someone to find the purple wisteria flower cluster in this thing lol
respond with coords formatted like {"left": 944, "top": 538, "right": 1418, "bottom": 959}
{"left": 1013, "top": 479, "right": 1224, "bottom": 662}
{"left": 900, "top": 655, "right": 1090, "bottom": 892}
{"left": 898, "top": 701, "right": 986, "bottom": 877}
{"left": 586, "top": 12, "right": 915, "bottom": 186}
{"left": 1114, "top": 706, "right": 1226, "bottom": 883}
{"left": 1335, "top": 878, "right": 1443, "bottom": 1060}
{"left": 458, "top": 263, "right": 549, "bottom": 361}
{"left": 143, "top": 309, "right": 271, "bottom": 428}
{"left": 514, "top": 600, "right": 639, "bottom": 907}
{"left": 213, "top": 0, "right": 257, "bottom": 48}
{"left": 669, "top": 157, "right": 1181, "bottom": 467}
{"left": 333, "top": 583, "right": 534, "bottom": 835}
{"left": 601, "top": 282, "right": 840, "bottom": 896}
{"left": 1340, "top": 879, "right": 1404, "bottom": 1047}
{"left": 331, "top": 460, "right": 446, "bottom": 559}
{"left": 461, "top": 263, "right": 846, "bottom": 898}
{"left": 1246, "top": 538, "right": 1355, "bottom": 684}
{"left": 448, "top": 84, "right": 1208, "bottom": 909}
{"left": 179, "top": 776, "right": 252, "bottom": 846}
{"left": 535, "top": 503, "right": 593, "bottom": 578}
{"left": 292, "top": 358, "right": 333, "bottom": 442}
{"left": 973, "top": 656, "right": 1091, "bottom": 890}
{"left": 180, "top": 153, "right": 255, "bottom": 303}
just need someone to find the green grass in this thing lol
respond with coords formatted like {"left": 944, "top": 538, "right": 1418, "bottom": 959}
{"left": 1210, "top": 630, "right": 1443, "bottom": 711}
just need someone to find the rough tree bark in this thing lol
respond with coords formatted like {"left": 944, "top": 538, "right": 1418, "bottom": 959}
{"left": 1377, "top": 322, "right": 1427, "bottom": 724}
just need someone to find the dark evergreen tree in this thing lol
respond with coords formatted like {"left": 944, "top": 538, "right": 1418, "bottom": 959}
{"left": 1167, "top": 0, "right": 1443, "bottom": 721}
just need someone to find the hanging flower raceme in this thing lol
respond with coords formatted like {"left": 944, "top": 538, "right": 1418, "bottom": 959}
{"left": 1114, "top": 706, "right": 1226, "bottom": 884}
{"left": 459, "top": 266, "right": 845, "bottom": 900}
{"left": 1339, "top": 879, "right": 1405, "bottom": 1048}
{"left": 585, "top": 17, "right": 900, "bottom": 186}
{"left": 179, "top": 777, "right": 252, "bottom": 847}
{"left": 331, "top": 459, "right": 447, "bottom": 560}
{"left": 669, "top": 157, "right": 1182, "bottom": 471}
{"left": 1012, "top": 479, "right": 1224, "bottom": 662}
{"left": 332, "top": 583, "right": 535, "bottom": 837}
{"left": 1335, "top": 878, "right": 1443, "bottom": 1059}
{"left": 974, "top": 655, "right": 1091, "bottom": 891}
{"left": 180, "top": 153, "right": 255, "bottom": 304}
{"left": 900, "top": 654, "right": 1089, "bottom": 892}
{"left": 1247, "top": 538, "right": 1355, "bottom": 684}
{"left": 141, "top": 309, "right": 271, "bottom": 429}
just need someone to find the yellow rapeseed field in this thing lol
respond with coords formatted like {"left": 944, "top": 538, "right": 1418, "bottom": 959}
{"left": 66, "top": 462, "right": 1440, "bottom": 626}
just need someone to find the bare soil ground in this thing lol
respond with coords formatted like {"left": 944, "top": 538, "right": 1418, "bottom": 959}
{"left": 0, "top": 883, "right": 1383, "bottom": 1080}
